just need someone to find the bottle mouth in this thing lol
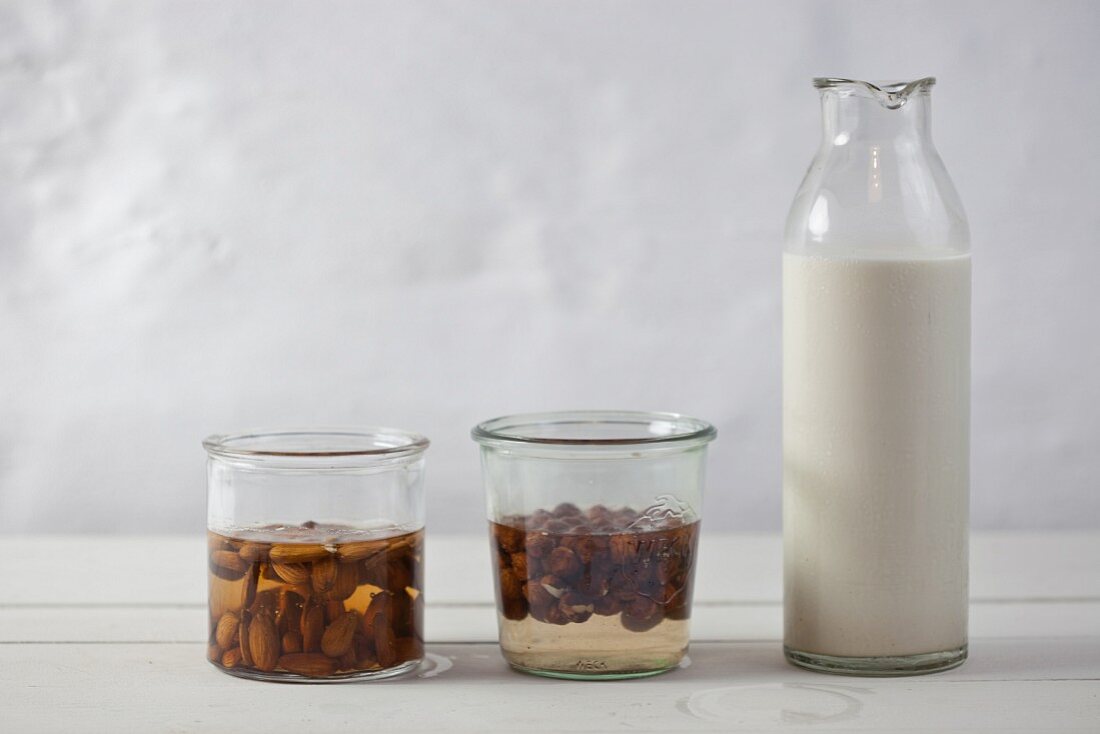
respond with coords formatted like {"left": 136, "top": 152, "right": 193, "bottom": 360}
{"left": 813, "top": 77, "right": 935, "bottom": 109}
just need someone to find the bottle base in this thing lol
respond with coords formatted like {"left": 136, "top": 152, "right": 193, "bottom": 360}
{"left": 784, "top": 644, "right": 967, "bottom": 677}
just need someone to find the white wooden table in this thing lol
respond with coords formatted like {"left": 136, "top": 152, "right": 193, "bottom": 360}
{"left": 2, "top": 533, "right": 1098, "bottom": 732}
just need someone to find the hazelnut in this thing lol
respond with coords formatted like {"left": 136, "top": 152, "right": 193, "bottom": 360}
{"left": 502, "top": 595, "right": 527, "bottom": 621}
{"left": 496, "top": 524, "right": 525, "bottom": 553}
{"left": 498, "top": 567, "right": 523, "bottom": 604}
{"left": 553, "top": 502, "right": 582, "bottom": 518}
{"left": 572, "top": 535, "right": 607, "bottom": 563}
{"left": 592, "top": 594, "right": 622, "bottom": 616}
{"left": 548, "top": 547, "right": 581, "bottom": 580}
{"left": 621, "top": 595, "right": 663, "bottom": 632}
{"left": 558, "top": 591, "right": 594, "bottom": 623}
{"left": 537, "top": 574, "right": 567, "bottom": 599}
{"left": 609, "top": 568, "right": 640, "bottom": 597}
{"left": 573, "top": 564, "right": 611, "bottom": 597}
{"left": 665, "top": 592, "right": 691, "bottom": 621}
{"left": 586, "top": 504, "right": 612, "bottom": 522}
{"left": 610, "top": 534, "right": 636, "bottom": 565}
{"left": 545, "top": 519, "right": 570, "bottom": 533}
{"left": 544, "top": 604, "right": 569, "bottom": 625}
{"left": 621, "top": 609, "right": 663, "bottom": 633}
{"left": 560, "top": 515, "right": 588, "bottom": 532}
{"left": 527, "top": 509, "right": 553, "bottom": 529}
{"left": 625, "top": 594, "right": 659, "bottom": 620}
{"left": 510, "top": 552, "right": 529, "bottom": 580}
{"left": 524, "top": 578, "right": 557, "bottom": 611}
{"left": 525, "top": 533, "right": 555, "bottom": 559}
{"left": 614, "top": 507, "right": 640, "bottom": 526}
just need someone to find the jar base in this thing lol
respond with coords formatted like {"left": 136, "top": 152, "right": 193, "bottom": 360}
{"left": 211, "top": 658, "right": 421, "bottom": 683}
{"left": 507, "top": 661, "right": 678, "bottom": 681}
{"left": 784, "top": 644, "right": 967, "bottom": 677}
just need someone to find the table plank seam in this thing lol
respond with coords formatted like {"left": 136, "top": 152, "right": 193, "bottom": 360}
{"left": 5, "top": 636, "right": 1097, "bottom": 645}
{"left": 4, "top": 596, "right": 1099, "bottom": 609}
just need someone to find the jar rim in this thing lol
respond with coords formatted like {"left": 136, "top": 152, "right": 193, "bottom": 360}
{"left": 471, "top": 410, "right": 716, "bottom": 448}
{"left": 203, "top": 427, "right": 430, "bottom": 460}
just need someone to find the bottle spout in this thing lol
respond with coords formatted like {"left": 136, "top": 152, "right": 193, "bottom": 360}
{"left": 813, "top": 77, "right": 936, "bottom": 110}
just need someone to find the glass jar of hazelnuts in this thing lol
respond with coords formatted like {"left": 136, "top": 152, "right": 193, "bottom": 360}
{"left": 472, "top": 411, "right": 716, "bottom": 679}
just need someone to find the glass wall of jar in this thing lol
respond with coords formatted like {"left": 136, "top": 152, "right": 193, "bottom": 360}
{"left": 204, "top": 428, "right": 428, "bottom": 682}
{"left": 472, "top": 411, "right": 716, "bottom": 680}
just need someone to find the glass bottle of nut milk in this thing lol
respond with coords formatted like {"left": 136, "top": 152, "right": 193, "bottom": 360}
{"left": 783, "top": 78, "right": 970, "bottom": 675}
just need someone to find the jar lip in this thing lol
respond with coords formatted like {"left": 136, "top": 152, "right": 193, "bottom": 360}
{"left": 471, "top": 410, "right": 717, "bottom": 448}
{"left": 203, "top": 427, "right": 430, "bottom": 460}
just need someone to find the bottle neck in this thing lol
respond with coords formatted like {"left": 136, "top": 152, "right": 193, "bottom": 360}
{"left": 820, "top": 90, "right": 932, "bottom": 147}
{"left": 786, "top": 79, "right": 969, "bottom": 254}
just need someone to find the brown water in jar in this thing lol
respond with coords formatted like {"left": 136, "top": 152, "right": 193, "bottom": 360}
{"left": 490, "top": 503, "right": 699, "bottom": 678}
{"left": 207, "top": 524, "right": 423, "bottom": 681}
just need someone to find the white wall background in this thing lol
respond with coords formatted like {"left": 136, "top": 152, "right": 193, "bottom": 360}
{"left": 2, "top": 0, "right": 1097, "bottom": 534}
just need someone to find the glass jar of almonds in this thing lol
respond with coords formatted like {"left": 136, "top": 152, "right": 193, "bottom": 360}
{"left": 204, "top": 428, "right": 428, "bottom": 682}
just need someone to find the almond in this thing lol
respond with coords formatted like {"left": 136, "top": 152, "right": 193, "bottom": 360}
{"left": 278, "top": 653, "right": 336, "bottom": 677}
{"left": 269, "top": 543, "right": 329, "bottom": 564}
{"left": 336, "top": 539, "right": 387, "bottom": 562}
{"left": 251, "top": 589, "right": 278, "bottom": 615}
{"left": 354, "top": 636, "right": 375, "bottom": 667}
{"left": 362, "top": 591, "right": 393, "bottom": 636}
{"left": 208, "top": 574, "right": 248, "bottom": 618}
{"left": 281, "top": 630, "right": 302, "bottom": 654}
{"left": 249, "top": 612, "right": 280, "bottom": 672}
{"left": 239, "top": 611, "right": 253, "bottom": 666}
{"left": 243, "top": 564, "right": 258, "bottom": 609}
{"left": 301, "top": 604, "right": 324, "bottom": 652}
{"left": 338, "top": 649, "right": 357, "bottom": 671}
{"left": 311, "top": 556, "right": 337, "bottom": 594}
{"left": 330, "top": 562, "right": 359, "bottom": 601}
{"left": 358, "top": 554, "right": 388, "bottom": 586}
{"left": 395, "top": 636, "right": 422, "bottom": 663}
{"left": 270, "top": 562, "right": 310, "bottom": 586}
{"left": 387, "top": 558, "right": 413, "bottom": 592}
{"left": 324, "top": 600, "right": 346, "bottom": 624}
{"left": 207, "top": 642, "right": 221, "bottom": 662}
{"left": 215, "top": 612, "right": 239, "bottom": 650}
{"left": 389, "top": 593, "right": 421, "bottom": 638}
{"left": 373, "top": 619, "right": 397, "bottom": 668}
{"left": 221, "top": 647, "right": 242, "bottom": 668}
{"left": 321, "top": 611, "right": 359, "bottom": 658}
{"left": 238, "top": 542, "right": 268, "bottom": 562}
{"left": 209, "top": 550, "right": 247, "bottom": 580}
{"left": 277, "top": 590, "right": 305, "bottom": 634}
